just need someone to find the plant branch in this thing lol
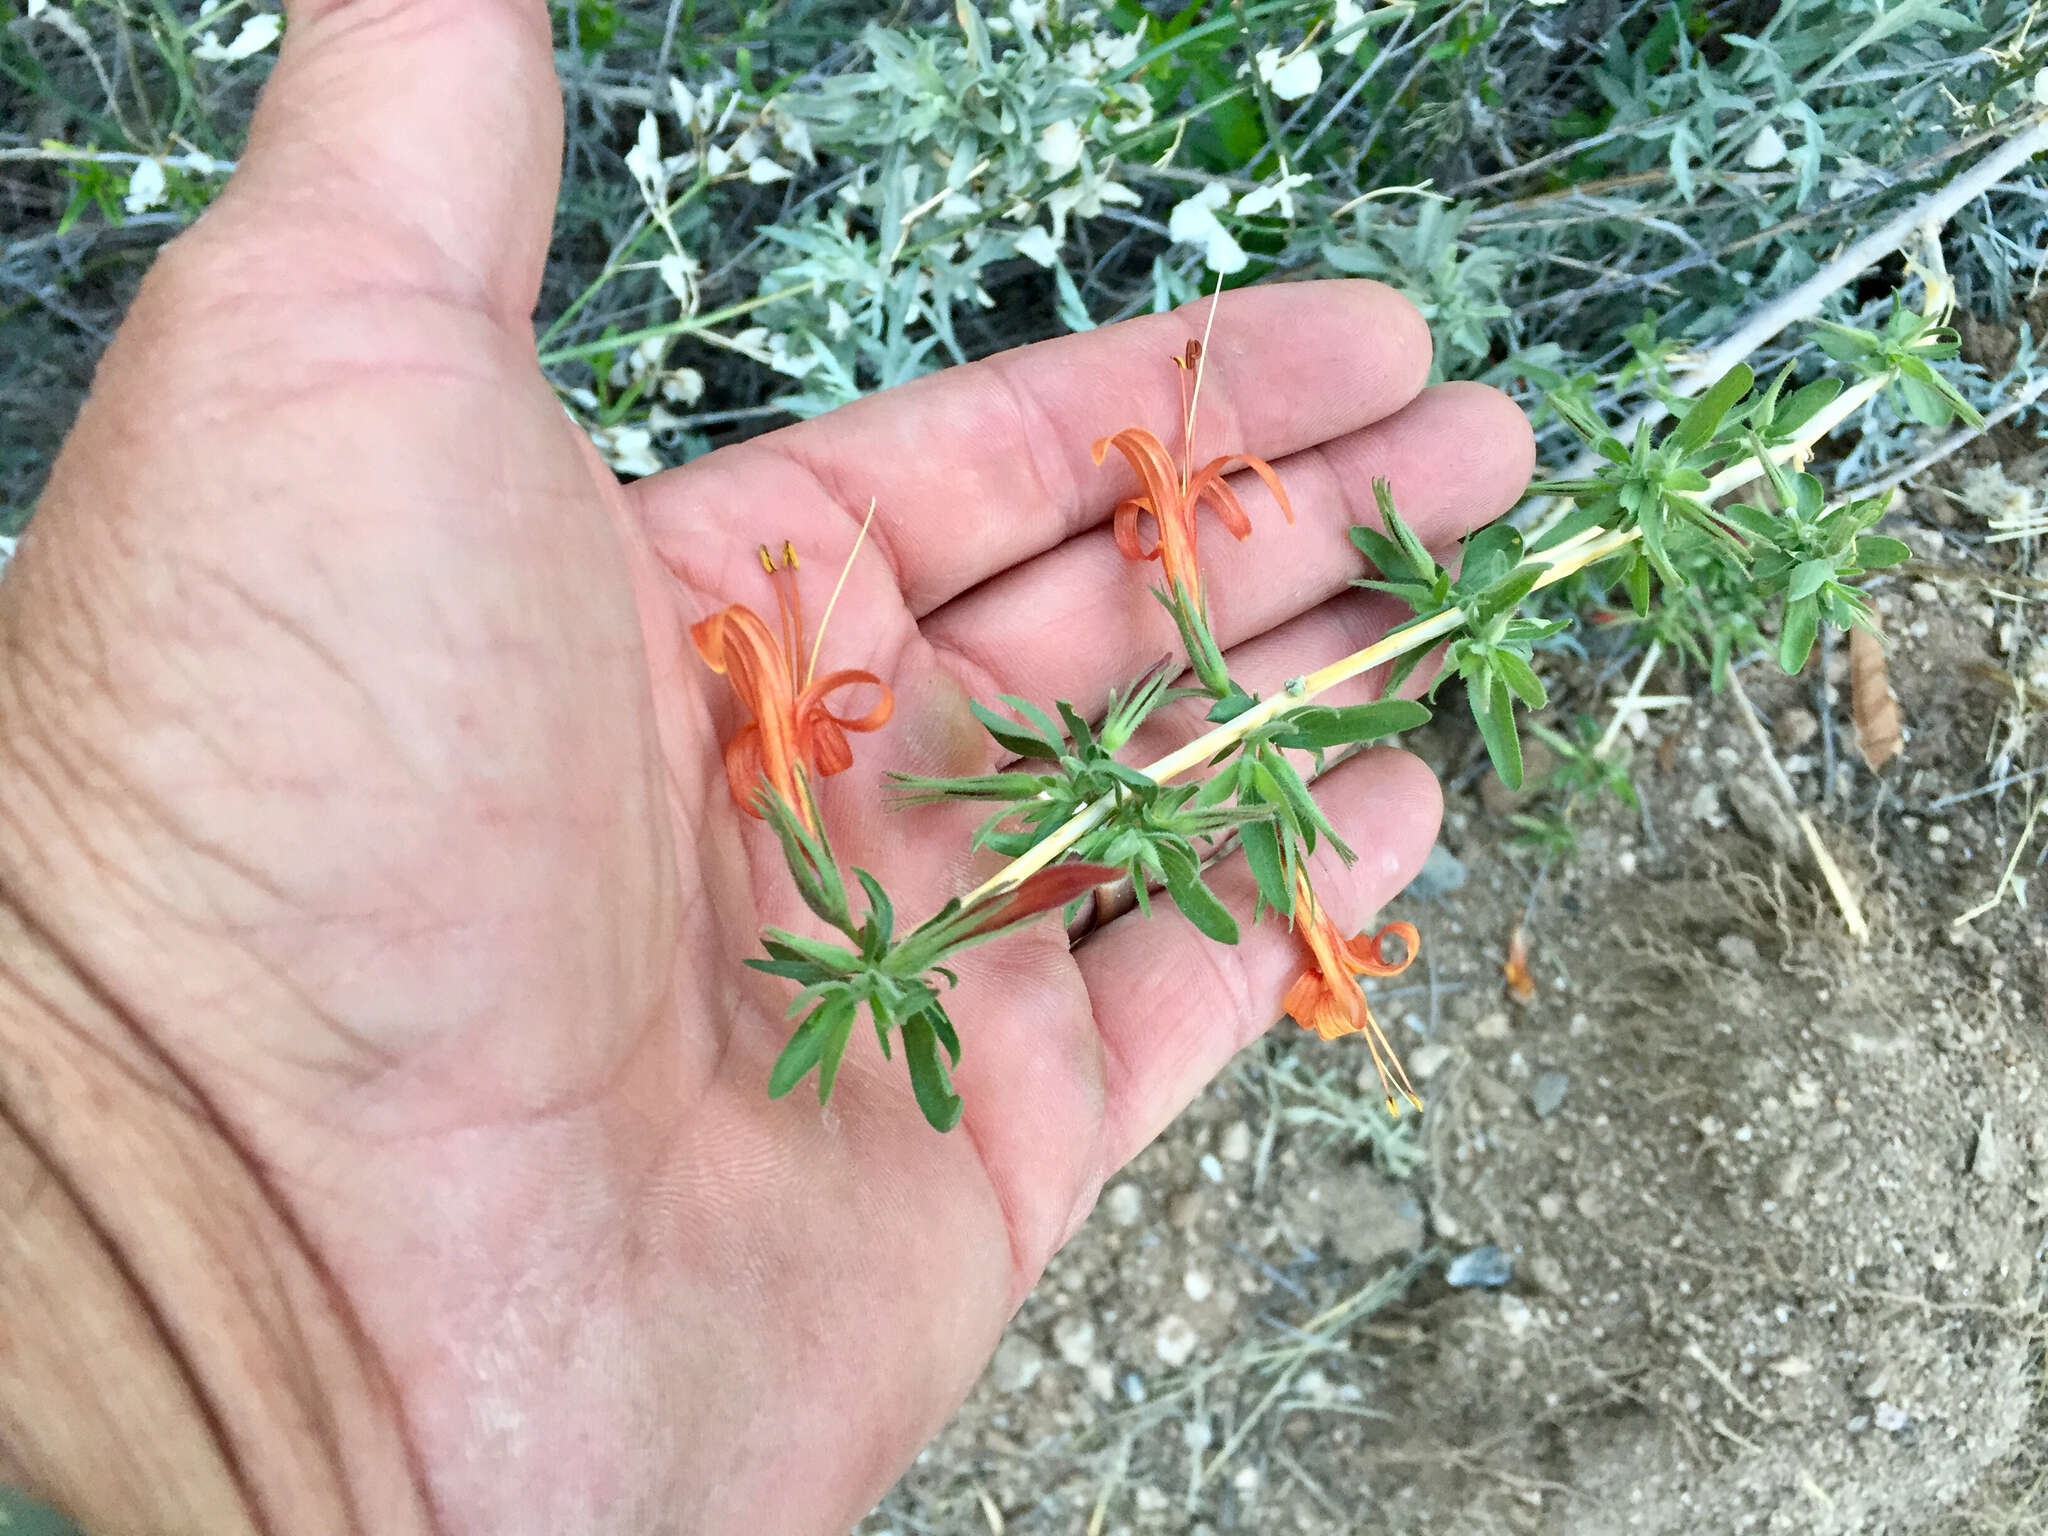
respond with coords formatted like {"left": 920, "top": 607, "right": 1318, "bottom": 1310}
{"left": 961, "top": 361, "right": 1908, "bottom": 906}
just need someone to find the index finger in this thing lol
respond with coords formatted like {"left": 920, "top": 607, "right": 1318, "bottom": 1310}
{"left": 631, "top": 280, "right": 1432, "bottom": 616}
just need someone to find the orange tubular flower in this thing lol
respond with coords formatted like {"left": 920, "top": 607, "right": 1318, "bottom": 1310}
{"left": 692, "top": 543, "right": 892, "bottom": 831}
{"left": 1094, "top": 344, "right": 1295, "bottom": 607}
{"left": 1281, "top": 870, "right": 1424, "bottom": 1115}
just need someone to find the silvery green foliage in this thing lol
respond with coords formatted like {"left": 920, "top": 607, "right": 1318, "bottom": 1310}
{"left": 1324, "top": 201, "right": 1510, "bottom": 379}
{"left": 750, "top": 3, "right": 1152, "bottom": 414}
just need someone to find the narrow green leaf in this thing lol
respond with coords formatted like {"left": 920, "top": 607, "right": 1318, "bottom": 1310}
{"left": 1207, "top": 688, "right": 1258, "bottom": 723}
{"left": 1469, "top": 670, "right": 1524, "bottom": 790}
{"left": 1239, "top": 817, "right": 1293, "bottom": 918}
{"left": 1159, "top": 844, "right": 1239, "bottom": 945}
{"left": 855, "top": 868, "right": 895, "bottom": 947}
{"left": 769, "top": 1000, "right": 840, "bottom": 1099}
{"left": 1769, "top": 377, "right": 1841, "bottom": 438}
{"left": 970, "top": 700, "right": 1059, "bottom": 761}
{"left": 814, "top": 996, "right": 859, "bottom": 1103}
{"left": 902, "top": 1011, "right": 964, "bottom": 1132}
{"left": 1271, "top": 699, "right": 1431, "bottom": 750}
{"left": 1493, "top": 649, "right": 1547, "bottom": 709}
{"left": 1670, "top": 363, "right": 1753, "bottom": 453}
{"left": 1778, "top": 594, "right": 1821, "bottom": 674}
{"left": 1787, "top": 558, "right": 1834, "bottom": 602}
{"left": 1349, "top": 524, "right": 1414, "bottom": 582}
{"left": 1624, "top": 552, "right": 1652, "bottom": 617}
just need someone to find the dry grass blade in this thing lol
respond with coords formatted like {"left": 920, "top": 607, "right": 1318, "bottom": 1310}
{"left": 1848, "top": 625, "right": 1902, "bottom": 771}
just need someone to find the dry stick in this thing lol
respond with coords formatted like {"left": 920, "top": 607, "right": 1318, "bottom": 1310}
{"left": 1726, "top": 665, "right": 1872, "bottom": 943}
{"left": 1841, "top": 370, "right": 2048, "bottom": 502}
{"left": 1522, "top": 115, "right": 2048, "bottom": 530}
{"left": 962, "top": 375, "right": 1894, "bottom": 906}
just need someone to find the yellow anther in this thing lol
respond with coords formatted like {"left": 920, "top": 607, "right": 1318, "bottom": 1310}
{"left": 757, "top": 545, "right": 777, "bottom": 575}
{"left": 782, "top": 540, "right": 799, "bottom": 570}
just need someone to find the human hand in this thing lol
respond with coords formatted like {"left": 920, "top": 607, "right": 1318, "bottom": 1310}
{"left": 0, "top": 2, "right": 1532, "bottom": 1532}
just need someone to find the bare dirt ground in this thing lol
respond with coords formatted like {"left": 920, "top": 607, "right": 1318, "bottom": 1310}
{"left": 863, "top": 480, "right": 2047, "bottom": 1535}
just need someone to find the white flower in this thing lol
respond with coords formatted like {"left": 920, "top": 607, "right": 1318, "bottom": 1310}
{"left": 1038, "top": 119, "right": 1084, "bottom": 177}
{"left": 1012, "top": 224, "right": 1060, "bottom": 268}
{"left": 825, "top": 299, "right": 852, "bottom": 340}
{"left": 1235, "top": 171, "right": 1311, "bottom": 220}
{"left": 1008, "top": 0, "right": 1049, "bottom": 34}
{"left": 625, "top": 111, "right": 666, "bottom": 201}
{"left": 191, "top": 12, "right": 281, "bottom": 62}
{"left": 774, "top": 114, "right": 816, "bottom": 167}
{"left": 746, "top": 157, "right": 793, "bottom": 184}
{"left": 704, "top": 143, "right": 733, "bottom": 178}
{"left": 1167, "top": 183, "right": 1247, "bottom": 274}
{"left": 123, "top": 159, "right": 168, "bottom": 215}
{"left": 1744, "top": 124, "right": 1788, "bottom": 170}
{"left": 1332, "top": 0, "right": 1368, "bottom": 56}
{"left": 1092, "top": 30, "right": 1141, "bottom": 71}
{"left": 1256, "top": 46, "right": 1321, "bottom": 102}
{"left": 657, "top": 251, "right": 699, "bottom": 309}
{"left": 659, "top": 367, "right": 705, "bottom": 406}
{"left": 730, "top": 127, "right": 764, "bottom": 165}
{"left": 1046, "top": 166, "right": 1138, "bottom": 241}
{"left": 26, "top": 0, "right": 47, "bottom": 16}
{"left": 590, "top": 424, "right": 663, "bottom": 478}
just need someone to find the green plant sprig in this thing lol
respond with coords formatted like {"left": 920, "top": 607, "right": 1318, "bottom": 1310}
{"left": 944, "top": 324, "right": 1924, "bottom": 917}
{"left": 751, "top": 310, "right": 1938, "bottom": 1132}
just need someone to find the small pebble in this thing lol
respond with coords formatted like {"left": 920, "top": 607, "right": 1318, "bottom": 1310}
{"left": 1153, "top": 1314, "right": 1200, "bottom": 1368}
{"left": 1408, "top": 1041, "right": 1453, "bottom": 1081}
{"left": 1411, "top": 843, "right": 1468, "bottom": 897}
{"left": 1530, "top": 1072, "right": 1571, "bottom": 1118}
{"left": 1874, "top": 1401, "right": 1911, "bottom": 1433}
{"left": 1103, "top": 1182, "right": 1144, "bottom": 1227}
{"left": 989, "top": 1334, "right": 1045, "bottom": 1394}
{"left": 1773, "top": 707, "right": 1819, "bottom": 751}
{"left": 1183, "top": 1269, "right": 1215, "bottom": 1303}
{"left": 1716, "top": 934, "right": 1761, "bottom": 970}
{"left": 1474, "top": 1010, "right": 1512, "bottom": 1041}
{"left": 1053, "top": 1315, "right": 1096, "bottom": 1367}
{"left": 1199, "top": 1153, "right": 1225, "bottom": 1184}
{"left": 1772, "top": 1356, "right": 1813, "bottom": 1378}
{"left": 1500, "top": 1294, "right": 1535, "bottom": 1339}
{"left": 1219, "top": 1122, "right": 1253, "bottom": 1163}
{"left": 1537, "top": 1192, "right": 1566, "bottom": 1221}
{"left": 1446, "top": 1245, "right": 1513, "bottom": 1288}
{"left": 1928, "top": 824, "right": 1951, "bottom": 845}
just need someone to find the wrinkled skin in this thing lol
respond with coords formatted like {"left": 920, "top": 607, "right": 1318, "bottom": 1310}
{"left": 0, "top": 2, "right": 1533, "bottom": 1532}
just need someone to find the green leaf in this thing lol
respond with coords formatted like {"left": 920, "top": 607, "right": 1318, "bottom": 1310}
{"left": 1239, "top": 816, "right": 1293, "bottom": 918}
{"left": 1469, "top": 669, "right": 1524, "bottom": 789}
{"left": 1624, "top": 551, "right": 1653, "bottom": 617}
{"left": 1778, "top": 594, "right": 1821, "bottom": 674}
{"left": 1493, "top": 650, "right": 1547, "bottom": 709}
{"left": 1349, "top": 524, "right": 1415, "bottom": 583}
{"left": 1458, "top": 524, "right": 1523, "bottom": 593}
{"left": 970, "top": 700, "right": 1059, "bottom": 761}
{"left": 1207, "top": 687, "right": 1258, "bottom": 723}
{"left": 1271, "top": 699, "right": 1430, "bottom": 750}
{"left": 1159, "top": 844, "right": 1239, "bottom": 944}
{"left": 902, "top": 1011, "right": 964, "bottom": 1132}
{"left": 1669, "top": 363, "right": 1753, "bottom": 453}
{"left": 855, "top": 868, "right": 895, "bottom": 947}
{"left": 812, "top": 995, "right": 859, "bottom": 1102}
{"left": 1787, "top": 558, "right": 1834, "bottom": 602}
{"left": 1769, "top": 377, "right": 1842, "bottom": 438}
{"left": 1856, "top": 535, "right": 1911, "bottom": 568}
{"left": 769, "top": 996, "right": 851, "bottom": 1099}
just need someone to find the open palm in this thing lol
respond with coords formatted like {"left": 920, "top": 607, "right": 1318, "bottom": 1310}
{"left": 0, "top": 3, "right": 1533, "bottom": 1533}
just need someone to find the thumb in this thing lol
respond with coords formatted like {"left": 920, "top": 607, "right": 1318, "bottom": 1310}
{"left": 209, "top": 0, "right": 563, "bottom": 323}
